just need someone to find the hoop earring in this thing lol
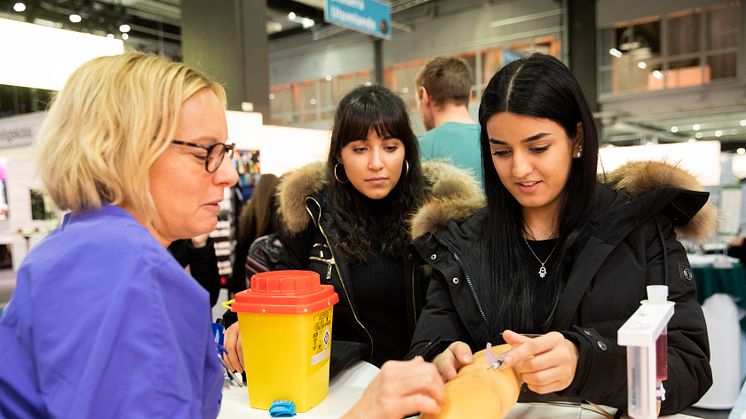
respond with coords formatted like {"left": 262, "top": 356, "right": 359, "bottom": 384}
{"left": 573, "top": 145, "right": 583, "bottom": 159}
{"left": 403, "top": 160, "right": 410, "bottom": 178}
{"left": 333, "top": 163, "right": 348, "bottom": 183}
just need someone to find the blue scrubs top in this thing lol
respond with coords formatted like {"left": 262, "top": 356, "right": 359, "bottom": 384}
{"left": 0, "top": 205, "right": 223, "bottom": 418}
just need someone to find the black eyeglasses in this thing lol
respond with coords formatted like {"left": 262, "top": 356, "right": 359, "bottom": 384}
{"left": 172, "top": 140, "right": 235, "bottom": 173}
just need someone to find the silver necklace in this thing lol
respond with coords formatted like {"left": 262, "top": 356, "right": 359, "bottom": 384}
{"left": 523, "top": 237, "right": 559, "bottom": 278}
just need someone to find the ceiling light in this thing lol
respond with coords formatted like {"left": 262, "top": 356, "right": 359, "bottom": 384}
{"left": 402, "top": 87, "right": 409, "bottom": 94}
{"left": 688, "top": 138, "right": 697, "bottom": 143}
{"left": 302, "top": 18, "right": 315, "bottom": 28}
{"left": 738, "top": 148, "right": 746, "bottom": 155}
{"left": 13, "top": 2, "right": 26, "bottom": 12}
{"left": 692, "top": 123, "right": 700, "bottom": 131}
{"left": 309, "top": 98, "right": 316, "bottom": 105}
{"left": 364, "top": 81, "right": 372, "bottom": 86}
{"left": 288, "top": 12, "right": 296, "bottom": 20}
{"left": 119, "top": 24, "right": 130, "bottom": 33}
{"left": 670, "top": 126, "right": 678, "bottom": 133}
{"left": 106, "top": 33, "right": 114, "bottom": 39}
{"left": 121, "top": 33, "right": 129, "bottom": 40}
{"left": 609, "top": 48, "right": 622, "bottom": 58}
{"left": 652, "top": 70, "right": 663, "bottom": 79}
{"left": 715, "top": 130, "right": 722, "bottom": 137}
{"left": 69, "top": 14, "right": 82, "bottom": 23}
{"left": 637, "top": 61, "right": 648, "bottom": 70}
{"left": 695, "top": 132, "right": 703, "bottom": 139}
{"left": 325, "top": 75, "right": 332, "bottom": 81}
{"left": 740, "top": 120, "right": 746, "bottom": 127}
{"left": 268, "top": 93, "right": 275, "bottom": 100}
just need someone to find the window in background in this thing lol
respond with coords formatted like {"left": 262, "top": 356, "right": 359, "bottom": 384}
{"left": 707, "top": 3, "right": 740, "bottom": 81}
{"left": 384, "top": 59, "right": 426, "bottom": 110}
{"left": 269, "top": 84, "right": 293, "bottom": 125}
{"left": 598, "top": 1, "right": 741, "bottom": 96}
{"left": 267, "top": 38, "right": 559, "bottom": 128}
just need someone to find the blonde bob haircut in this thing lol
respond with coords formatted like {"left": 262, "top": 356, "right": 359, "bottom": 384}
{"left": 38, "top": 51, "right": 226, "bottom": 220}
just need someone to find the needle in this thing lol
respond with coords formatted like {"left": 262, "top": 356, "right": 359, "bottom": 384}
{"left": 218, "top": 354, "right": 244, "bottom": 387}
{"left": 484, "top": 342, "right": 503, "bottom": 369}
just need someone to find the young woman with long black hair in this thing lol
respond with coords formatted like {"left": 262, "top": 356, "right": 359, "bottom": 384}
{"left": 408, "top": 53, "right": 713, "bottom": 414}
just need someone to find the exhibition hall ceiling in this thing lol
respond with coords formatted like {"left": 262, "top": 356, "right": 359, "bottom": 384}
{"left": 1, "top": 0, "right": 743, "bottom": 148}
{"left": 602, "top": 105, "right": 746, "bottom": 150}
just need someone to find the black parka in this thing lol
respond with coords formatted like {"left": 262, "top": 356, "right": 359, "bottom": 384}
{"left": 408, "top": 161, "right": 714, "bottom": 415}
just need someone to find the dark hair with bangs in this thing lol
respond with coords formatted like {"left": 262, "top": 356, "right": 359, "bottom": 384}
{"left": 476, "top": 53, "right": 599, "bottom": 335}
{"left": 327, "top": 84, "right": 425, "bottom": 263}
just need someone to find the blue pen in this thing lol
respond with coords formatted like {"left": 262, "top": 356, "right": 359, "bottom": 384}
{"left": 213, "top": 321, "right": 244, "bottom": 387}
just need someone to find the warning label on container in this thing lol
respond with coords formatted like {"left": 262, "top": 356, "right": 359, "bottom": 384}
{"left": 310, "top": 310, "right": 332, "bottom": 366}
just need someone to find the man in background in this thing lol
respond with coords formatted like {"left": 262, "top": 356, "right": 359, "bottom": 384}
{"left": 416, "top": 56, "right": 482, "bottom": 185}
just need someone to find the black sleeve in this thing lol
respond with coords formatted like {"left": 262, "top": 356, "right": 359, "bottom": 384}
{"left": 167, "top": 240, "right": 189, "bottom": 267}
{"left": 407, "top": 269, "right": 471, "bottom": 361}
{"left": 185, "top": 238, "right": 221, "bottom": 308}
{"left": 274, "top": 227, "right": 315, "bottom": 271}
{"left": 229, "top": 238, "right": 250, "bottom": 294}
{"left": 223, "top": 228, "right": 313, "bottom": 328}
{"left": 557, "top": 215, "right": 712, "bottom": 414}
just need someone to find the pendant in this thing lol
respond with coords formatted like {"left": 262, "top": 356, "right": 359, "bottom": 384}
{"left": 538, "top": 265, "right": 547, "bottom": 278}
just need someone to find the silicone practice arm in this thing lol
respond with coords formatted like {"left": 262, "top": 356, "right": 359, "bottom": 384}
{"left": 422, "top": 345, "right": 521, "bottom": 419}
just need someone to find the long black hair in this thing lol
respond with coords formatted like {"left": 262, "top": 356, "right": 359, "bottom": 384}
{"left": 327, "top": 85, "right": 425, "bottom": 263}
{"left": 476, "top": 53, "right": 599, "bottom": 335}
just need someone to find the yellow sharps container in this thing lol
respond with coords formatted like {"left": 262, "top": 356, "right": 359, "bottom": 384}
{"left": 230, "top": 270, "right": 339, "bottom": 412}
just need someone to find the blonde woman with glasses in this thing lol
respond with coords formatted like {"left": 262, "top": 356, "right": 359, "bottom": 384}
{"left": 0, "top": 52, "right": 237, "bottom": 417}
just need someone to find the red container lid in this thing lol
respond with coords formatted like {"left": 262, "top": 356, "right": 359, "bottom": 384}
{"left": 232, "top": 270, "right": 339, "bottom": 314}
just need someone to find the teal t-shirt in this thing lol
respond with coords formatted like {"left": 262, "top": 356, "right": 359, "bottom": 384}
{"left": 418, "top": 122, "right": 482, "bottom": 185}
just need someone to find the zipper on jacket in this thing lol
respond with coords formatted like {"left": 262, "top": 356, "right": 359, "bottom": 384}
{"left": 435, "top": 239, "right": 491, "bottom": 340}
{"left": 306, "top": 197, "right": 375, "bottom": 360}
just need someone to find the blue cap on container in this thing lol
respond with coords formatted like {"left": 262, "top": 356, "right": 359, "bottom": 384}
{"left": 269, "top": 399, "right": 296, "bottom": 417}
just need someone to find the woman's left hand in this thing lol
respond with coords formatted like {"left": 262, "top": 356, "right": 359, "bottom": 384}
{"left": 499, "top": 330, "right": 578, "bottom": 394}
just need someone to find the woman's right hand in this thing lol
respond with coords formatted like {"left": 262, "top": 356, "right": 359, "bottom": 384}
{"left": 343, "top": 357, "right": 444, "bottom": 419}
{"left": 432, "top": 341, "right": 474, "bottom": 382}
{"left": 223, "top": 322, "right": 244, "bottom": 373}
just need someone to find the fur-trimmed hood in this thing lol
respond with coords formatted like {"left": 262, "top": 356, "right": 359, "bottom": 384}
{"left": 276, "top": 161, "right": 484, "bottom": 239}
{"left": 604, "top": 160, "right": 716, "bottom": 242}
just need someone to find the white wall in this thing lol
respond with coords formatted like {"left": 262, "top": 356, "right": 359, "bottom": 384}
{"left": 598, "top": 141, "right": 722, "bottom": 186}
{"left": 227, "top": 110, "right": 330, "bottom": 175}
{"left": 260, "top": 125, "right": 330, "bottom": 176}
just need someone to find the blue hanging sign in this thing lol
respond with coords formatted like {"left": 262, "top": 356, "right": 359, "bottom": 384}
{"left": 324, "top": 0, "right": 392, "bottom": 40}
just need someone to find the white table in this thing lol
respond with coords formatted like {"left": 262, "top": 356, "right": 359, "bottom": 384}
{"left": 218, "top": 362, "right": 701, "bottom": 418}
{"left": 218, "top": 361, "right": 378, "bottom": 418}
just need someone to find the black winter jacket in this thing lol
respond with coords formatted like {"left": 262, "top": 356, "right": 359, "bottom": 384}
{"left": 274, "top": 161, "right": 484, "bottom": 374}
{"left": 408, "top": 161, "right": 714, "bottom": 415}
